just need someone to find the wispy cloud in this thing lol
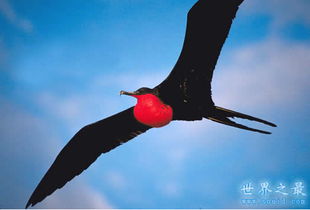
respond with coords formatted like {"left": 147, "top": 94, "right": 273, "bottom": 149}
{"left": 35, "top": 70, "right": 168, "bottom": 133}
{"left": 213, "top": 39, "right": 310, "bottom": 110}
{"left": 243, "top": 0, "right": 310, "bottom": 33}
{"left": 0, "top": 0, "right": 33, "bottom": 33}
{"left": 0, "top": 96, "right": 114, "bottom": 208}
{"left": 35, "top": 180, "right": 113, "bottom": 209}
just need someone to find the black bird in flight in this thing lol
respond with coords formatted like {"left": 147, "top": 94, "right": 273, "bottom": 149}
{"left": 26, "top": 0, "right": 276, "bottom": 208}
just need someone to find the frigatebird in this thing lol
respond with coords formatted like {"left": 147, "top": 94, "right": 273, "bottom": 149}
{"left": 26, "top": 0, "right": 276, "bottom": 208}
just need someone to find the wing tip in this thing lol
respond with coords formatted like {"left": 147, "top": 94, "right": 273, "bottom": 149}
{"left": 25, "top": 200, "right": 33, "bottom": 209}
{"left": 26, "top": 193, "right": 45, "bottom": 209}
{"left": 26, "top": 193, "right": 41, "bottom": 209}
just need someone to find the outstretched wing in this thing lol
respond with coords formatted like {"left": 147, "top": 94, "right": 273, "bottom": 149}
{"left": 157, "top": 0, "right": 243, "bottom": 114}
{"left": 26, "top": 107, "right": 150, "bottom": 208}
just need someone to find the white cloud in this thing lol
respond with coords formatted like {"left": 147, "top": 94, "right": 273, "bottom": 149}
{"left": 0, "top": 0, "right": 33, "bottom": 33}
{"left": 213, "top": 39, "right": 310, "bottom": 111}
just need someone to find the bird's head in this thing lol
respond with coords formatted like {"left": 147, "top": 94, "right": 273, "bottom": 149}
{"left": 120, "top": 87, "right": 157, "bottom": 99}
{"left": 120, "top": 86, "right": 165, "bottom": 107}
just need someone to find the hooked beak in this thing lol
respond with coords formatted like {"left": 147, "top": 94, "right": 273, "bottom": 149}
{"left": 120, "top": 90, "right": 137, "bottom": 96}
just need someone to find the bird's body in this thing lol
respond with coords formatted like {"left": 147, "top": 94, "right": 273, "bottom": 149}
{"left": 26, "top": 0, "right": 277, "bottom": 208}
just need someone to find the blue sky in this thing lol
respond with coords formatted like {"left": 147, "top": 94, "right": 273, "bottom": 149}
{"left": 0, "top": 0, "right": 309, "bottom": 208}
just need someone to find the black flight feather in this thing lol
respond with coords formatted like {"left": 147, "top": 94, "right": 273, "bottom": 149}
{"left": 26, "top": 107, "right": 150, "bottom": 208}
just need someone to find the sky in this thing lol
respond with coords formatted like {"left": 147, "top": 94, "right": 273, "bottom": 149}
{"left": 0, "top": 0, "right": 309, "bottom": 209}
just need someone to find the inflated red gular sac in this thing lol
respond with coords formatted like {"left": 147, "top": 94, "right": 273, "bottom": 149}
{"left": 120, "top": 88, "right": 173, "bottom": 128}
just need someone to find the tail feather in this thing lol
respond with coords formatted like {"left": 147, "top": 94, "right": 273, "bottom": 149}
{"left": 206, "top": 106, "right": 276, "bottom": 134}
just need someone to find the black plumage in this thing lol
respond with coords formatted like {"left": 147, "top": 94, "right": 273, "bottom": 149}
{"left": 26, "top": 0, "right": 276, "bottom": 208}
{"left": 26, "top": 108, "right": 150, "bottom": 208}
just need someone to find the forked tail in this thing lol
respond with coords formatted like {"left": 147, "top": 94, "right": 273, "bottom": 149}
{"left": 206, "top": 106, "right": 277, "bottom": 134}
